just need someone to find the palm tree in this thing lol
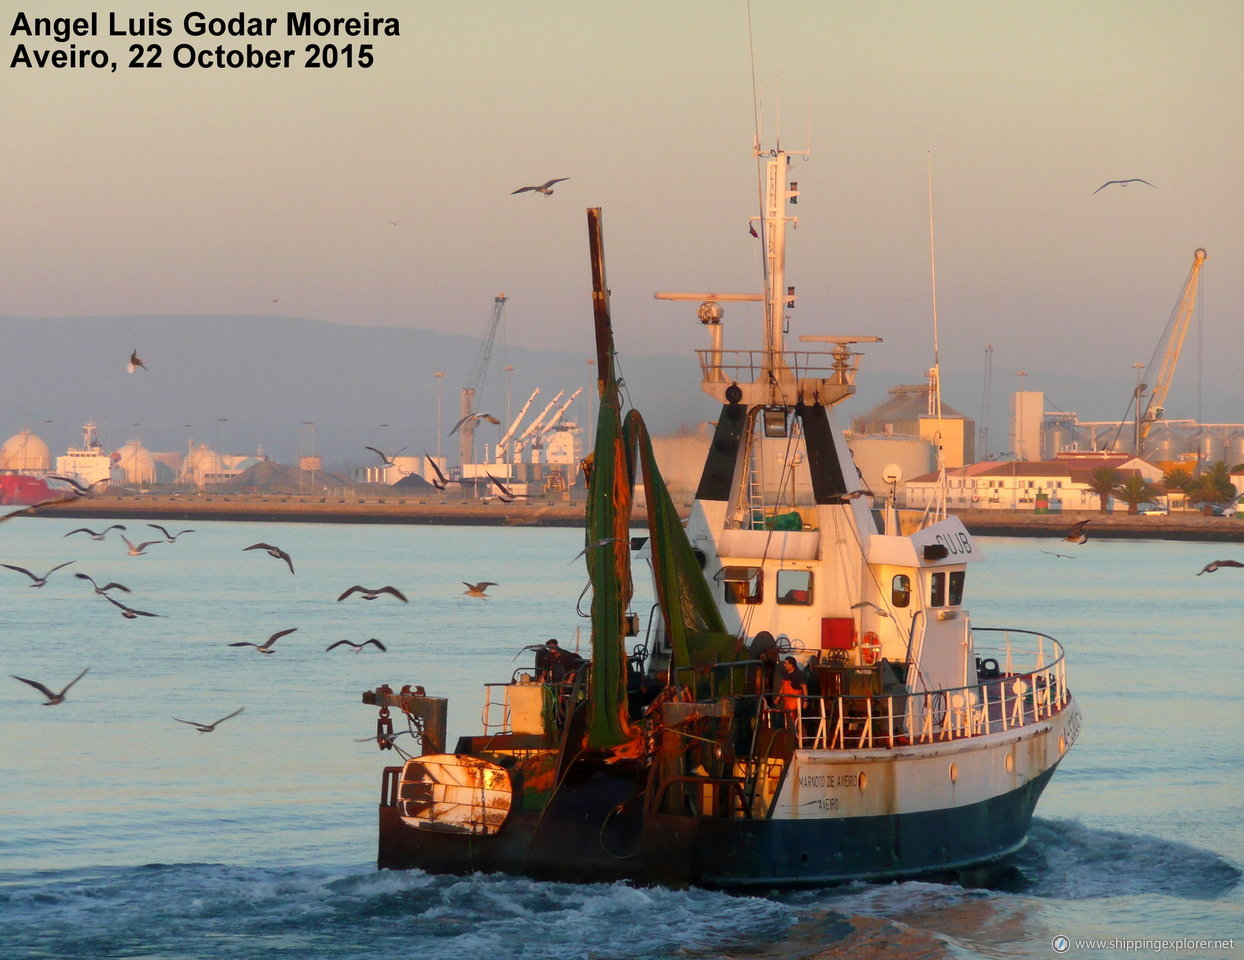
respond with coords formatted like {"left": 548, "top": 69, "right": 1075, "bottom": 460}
{"left": 1162, "top": 466, "right": 1193, "bottom": 492}
{"left": 1085, "top": 466, "right": 1123, "bottom": 513}
{"left": 1116, "top": 473, "right": 1163, "bottom": 515}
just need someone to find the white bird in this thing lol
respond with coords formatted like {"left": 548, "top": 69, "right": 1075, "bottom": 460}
{"left": 511, "top": 177, "right": 569, "bottom": 196}
{"left": 121, "top": 534, "right": 162, "bottom": 556}
{"left": 11, "top": 667, "right": 89, "bottom": 705}
{"left": 2, "top": 560, "right": 74, "bottom": 587}
{"left": 364, "top": 445, "right": 407, "bottom": 468}
{"left": 337, "top": 585, "right": 408, "bottom": 602}
{"left": 228, "top": 627, "right": 298, "bottom": 654}
{"left": 485, "top": 472, "right": 527, "bottom": 503}
{"left": 244, "top": 542, "right": 294, "bottom": 574}
{"left": 326, "top": 638, "right": 388, "bottom": 653}
{"left": 1092, "top": 178, "right": 1156, "bottom": 195}
{"left": 449, "top": 413, "right": 500, "bottom": 436}
{"left": 147, "top": 523, "right": 194, "bottom": 542}
{"left": 128, "top": 349, "right": 148, "bottom": 373}
{"left": 75, "top": 572, "right": 132, "bottom": 595}
{"left": 1062, "top": 520, "right": 1091, "bottom": 545}
{"left": 47, "top": 474, "right": 109, "bottom": 496}
{"left": 65, "top": 524, "right": 126, "bottom": 541}
{"left": 173, "top": 707, "right": 245, "bottom": 732}
{"left": 424, "top": 451, "right": 455, "bottom": 490}
{"left": 1197, "top": 559, "right": 1244, "bottom": 576}
{"left": 102, "top": 592, "right": 160, "bottom": 619}
{"left": 462, "top": 581, "right": 496, "bottom": 599}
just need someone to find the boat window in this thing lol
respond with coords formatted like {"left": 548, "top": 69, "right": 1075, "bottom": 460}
{"left": 776, "top": 569, "right": 812, "bottom": 605}
{"left": 891, "top": 574, "right": 911, "bottom": 608}
{"left": 930, "top": 571, "right": 946, "bottom": 607}
{"left": 714, "top": 565, "right": 763, "bottom": 605}
{"left": 949, "top": 570, "right": 965, "bottom": 606}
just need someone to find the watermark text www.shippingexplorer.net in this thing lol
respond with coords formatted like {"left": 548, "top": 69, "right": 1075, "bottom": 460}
{"left": 1052, "top": 936, "right": 1236, "bottom": 953}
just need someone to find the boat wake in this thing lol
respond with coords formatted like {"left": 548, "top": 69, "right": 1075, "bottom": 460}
{"left": 0, "top": 862, "right": 796, "bottom": 960}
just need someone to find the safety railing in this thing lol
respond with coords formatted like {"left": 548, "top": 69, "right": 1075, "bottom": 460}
{"left": 774, "top": 629, "right": 1071, "bottom": 750}
{"left": 695, "top": 348, "right": 861, "bottom": 387}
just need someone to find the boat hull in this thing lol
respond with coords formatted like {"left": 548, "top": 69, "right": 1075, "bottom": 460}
{"left": 377, "top": 763, "right": 1058, "bottom": 888}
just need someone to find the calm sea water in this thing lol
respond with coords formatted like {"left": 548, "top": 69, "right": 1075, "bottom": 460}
{"left": 2, "top": 517, "right": 1240, "bottom": 959}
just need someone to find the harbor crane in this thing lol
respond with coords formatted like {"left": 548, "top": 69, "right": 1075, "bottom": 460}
{"left": 512, "top": 390, "right": 564, "bottom": 462}
{"left": 1109, "top": 249, "right": 1207, "bottom": 453}
{"left": 494, "top": 388, "right": 540, "bottom": 464}
{"left": 458, "top": 294, "right": 507, "bottom": 468}
{"left": 530, "top": 387, "right": 583, "bottom": 462}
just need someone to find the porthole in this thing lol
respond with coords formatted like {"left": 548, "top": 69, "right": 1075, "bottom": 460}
{"left": 949, "top": 762, "right": 958, "bottom": 783}
{"left": 1005, "top": 752, "right": 1015, "bottom": 773}
{"left": 1058, "top": 735, "right": 1067, "bottom": 755}
{"left": 857, "top": 771, "right": 867, "bottom": 792}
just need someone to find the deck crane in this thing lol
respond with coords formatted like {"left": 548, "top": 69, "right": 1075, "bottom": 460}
{"left": 530, "top": 387, "right": 583, "bottom": 462}
{"left": 494, "top": 388, "right": 541, "bottom": 465}
{"left": 458, "top": 294, "right": 507, "bottom": 469}
{"left": 512, "top": 390, "right": 564, "bottom": 462}
{"left": 1109, "top": 249, "right": 1207, "bottom": 453}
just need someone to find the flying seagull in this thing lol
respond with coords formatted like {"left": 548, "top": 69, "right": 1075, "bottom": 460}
{"left": 485, "top": 472, "right": 527, "bottom": 503}
{"left": 11, "top": 667, "right": 89, "bottom": 705}
{"left": 1040, "top": 550, "right": 1077, "bottom": 559}
{"left": 364, "top": 445, "right": 407, "bottom": 468}
{"left": 0, "top": 496, "right": 79, "bottom": 524}
{"left": 75, "top": 572, "right": 131, "bottom": 595}
{"left": 449, "top": 412, "right": 501, "bottom": 436}
{"left": 121, "top": 534, "right": 163, "bottom": 556}
{"left": 2, "top": 560, "right": 75, "bottom": 587}
{"left": 423, "top": 452, "right": 455, "bottom": 490}
{"left": 47, "top": 474, "right": 109, "bottom": 496}
{"left": 244, "top": 542, "right": 294, "bottom": 574}
{"left": 1062, "top": 520, "right": 1091, "bottom": 545}
{"left": 1197, "top": 559, "right": 1244, "bottom": 576}
{"left": 147, "top": 523, "right": 195, "bottom": 542}
{"left": 228, "top": 627, "right": 298, "bottom": 654}
{"left": 462, "top": 581, "right": 496, "bottom": 599}
{"left": 337, "top": 585, "right": 408, "bottom": 602}
{"left": 173, "top": 707, "right": 245, "bottom": 733}
{"left": 511, "top": 177, "right": 569, "bottom": 196}
{"left": 65, "top": 524, "right": 126, "bottom": 541}
{"left": 101, "top": 592, "right": 160, "bottom": 619}
{"left": 570, "top": 537, "right": 626, "bottom": 563}
{"left": 1092, "top": 178, "right": 1156, "bottom": 195}
{"left": 128, "top": 349, "right": 148, "bottom": 373}
{"left": 326, "top": 638, "right": 388, "bottom": 653}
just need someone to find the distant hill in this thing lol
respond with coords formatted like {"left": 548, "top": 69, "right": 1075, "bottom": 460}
{"left": 0, "top": 314, "right": 713, "bottom": 469}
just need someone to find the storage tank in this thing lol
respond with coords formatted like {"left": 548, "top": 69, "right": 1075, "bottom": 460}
{"left": 1143, "top": 424, "right": 1181, "bottom": 463}
{"left": 1198, "top": 430, "right": 1225, "bottom": 465}
{"left": 1225, "top": 429, "right": 1244, "bottom": 467}
{"left": 182, "top": 443, "right": 224, "bottom": 485}
{"left": 114, "top": 440, "right": 156, "bottom": 485}
{"left": 0, "top": 430, "right": 51, "bottom": 472}
{"left": 847, "top": 434, "right": 937, "bottom": 499}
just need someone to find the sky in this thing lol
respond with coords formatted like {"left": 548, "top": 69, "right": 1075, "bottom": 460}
{"left": 4, "top": 0, "right": 1243, "bottom": 449}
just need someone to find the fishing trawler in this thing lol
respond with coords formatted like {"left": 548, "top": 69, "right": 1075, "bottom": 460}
{"left": 361, "top": 149, "right": 1080, "bottom": 888}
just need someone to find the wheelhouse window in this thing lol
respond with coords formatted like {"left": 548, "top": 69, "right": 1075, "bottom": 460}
{"left": 715, "top": 565, "right": 763, "bottom": 605}
{"left": 891, "top": 574, "right": 911, "bottom": 608}
{"left": 930, "top": 571, "right": 947, "bottom": 607}
{"left": 776, "top": 569, "right": 812, "bottom": 605}
{"left": 949, "top": 570, "right": 965, "bottom": 606}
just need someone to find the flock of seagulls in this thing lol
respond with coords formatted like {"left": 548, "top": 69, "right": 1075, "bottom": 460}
{"left": 6, "top": 497, "right": 501, "bottom": 716}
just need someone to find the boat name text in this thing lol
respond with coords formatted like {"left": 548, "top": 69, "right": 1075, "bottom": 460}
{"left": 933, "top": 530, "right": 974, "bottom": 557}
{"left": 9, "top": 11, "right": 401, "bottom": 70}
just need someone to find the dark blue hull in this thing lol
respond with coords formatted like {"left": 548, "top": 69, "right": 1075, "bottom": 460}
{"left": 377, "top": 763, "right": 1059, "bottom": 889}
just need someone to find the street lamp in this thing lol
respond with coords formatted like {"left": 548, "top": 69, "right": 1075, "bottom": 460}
{"left": 1132, "top": 362, "right": 1147, "bottom": 459}
{"left": 434, "top": 371, "right": 444, "bottom": 460}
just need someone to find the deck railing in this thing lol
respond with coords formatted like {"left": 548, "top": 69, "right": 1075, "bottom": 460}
{"left": 771, "top": 628, "right": 1071, "bottom": 751}
{"left": 695, "top": 348, "right": 860, "bottom": 387}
